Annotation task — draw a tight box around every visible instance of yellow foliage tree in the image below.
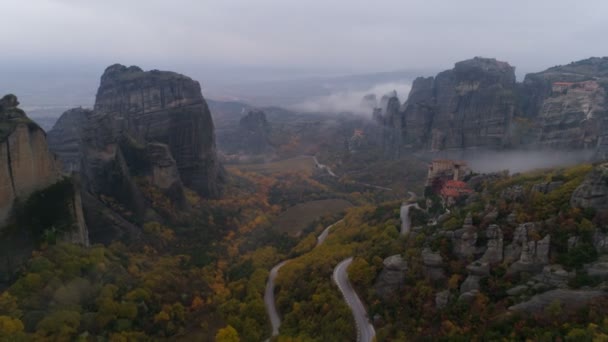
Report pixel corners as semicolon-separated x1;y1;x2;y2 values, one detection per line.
215;325;240;342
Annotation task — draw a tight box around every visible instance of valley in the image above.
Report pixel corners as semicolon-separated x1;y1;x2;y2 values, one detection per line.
3;55;608;342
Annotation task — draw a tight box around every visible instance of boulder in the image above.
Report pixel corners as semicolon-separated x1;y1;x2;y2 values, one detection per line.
435;290;450;309
374;255;408;300
506;285;528;296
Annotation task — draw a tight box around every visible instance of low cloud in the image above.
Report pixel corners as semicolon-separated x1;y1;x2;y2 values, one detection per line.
290;81;411;115
465;150;596;174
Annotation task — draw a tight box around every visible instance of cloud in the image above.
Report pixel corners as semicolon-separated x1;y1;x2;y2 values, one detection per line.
290;82;411;115
465;150;596;174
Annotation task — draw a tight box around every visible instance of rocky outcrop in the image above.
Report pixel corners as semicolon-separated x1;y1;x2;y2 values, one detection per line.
509;230;551;274
571;163;608;210
451;213;478;259
47;65;223;243
421;248;445;281
373;91;403;158
238;109;272;154
93;64;222;198
521;57;608;153
0;95;61;226
393;57;517;151
374;254;408;300
480;224;503;263
0;95;89;280
47;107;92;172
374;56;608;156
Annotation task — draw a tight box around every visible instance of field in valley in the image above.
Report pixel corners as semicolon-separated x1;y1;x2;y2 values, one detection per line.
274;198;352;235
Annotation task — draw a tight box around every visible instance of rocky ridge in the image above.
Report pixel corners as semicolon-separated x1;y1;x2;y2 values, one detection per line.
373;56;608;158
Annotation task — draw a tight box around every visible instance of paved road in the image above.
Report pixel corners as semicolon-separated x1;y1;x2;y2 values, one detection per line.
265;219;342;339
317;219;342;246
333;257;376;342
265;260;289;337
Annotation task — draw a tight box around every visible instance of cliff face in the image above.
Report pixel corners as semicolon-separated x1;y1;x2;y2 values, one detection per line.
521;58;608;152
0;95;89;279
93;64;221;198
48;64;222;243
375;56;608;157
397;57;517;151
0;95;61;226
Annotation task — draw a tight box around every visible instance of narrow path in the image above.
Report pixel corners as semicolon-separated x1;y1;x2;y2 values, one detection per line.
333;257;376;342
264;219;341;339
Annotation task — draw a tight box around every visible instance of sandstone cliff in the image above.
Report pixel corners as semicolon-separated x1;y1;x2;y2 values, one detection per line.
0;94;61;226
0;95;89;279
395;57;517;151
375;56;608;157
48;64;222;243
521;58;608;153
92;64;222;198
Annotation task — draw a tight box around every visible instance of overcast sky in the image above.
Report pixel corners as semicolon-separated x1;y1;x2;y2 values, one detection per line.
2;0;608;81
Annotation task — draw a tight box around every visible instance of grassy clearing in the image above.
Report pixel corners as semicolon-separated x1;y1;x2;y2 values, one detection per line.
274;199;352;235
226;156;316;176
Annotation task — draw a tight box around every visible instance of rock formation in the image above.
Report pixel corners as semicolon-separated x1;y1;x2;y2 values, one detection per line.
421;248;445;281
92;64;222;198
0;94;61;226
381;57;516;152
46;107;92;172
0;95;89;280
47;64;223;243
374;254;408;300
374;56;608;157
373;91;403;158
571;163;608;210
238;109;272;154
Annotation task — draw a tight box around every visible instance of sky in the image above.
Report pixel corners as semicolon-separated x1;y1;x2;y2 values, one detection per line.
2;0;608;79
2;0;608;111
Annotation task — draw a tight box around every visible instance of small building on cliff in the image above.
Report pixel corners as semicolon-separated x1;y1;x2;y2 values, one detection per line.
426;159;473;205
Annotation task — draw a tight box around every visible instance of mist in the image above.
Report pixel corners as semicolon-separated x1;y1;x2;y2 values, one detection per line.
290;82;411;115
463;150;596;174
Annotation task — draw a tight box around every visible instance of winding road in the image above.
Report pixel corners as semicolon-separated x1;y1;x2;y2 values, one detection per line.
265;260;289;337
333;257;376;342
264;184;414;340
264;219;341;339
